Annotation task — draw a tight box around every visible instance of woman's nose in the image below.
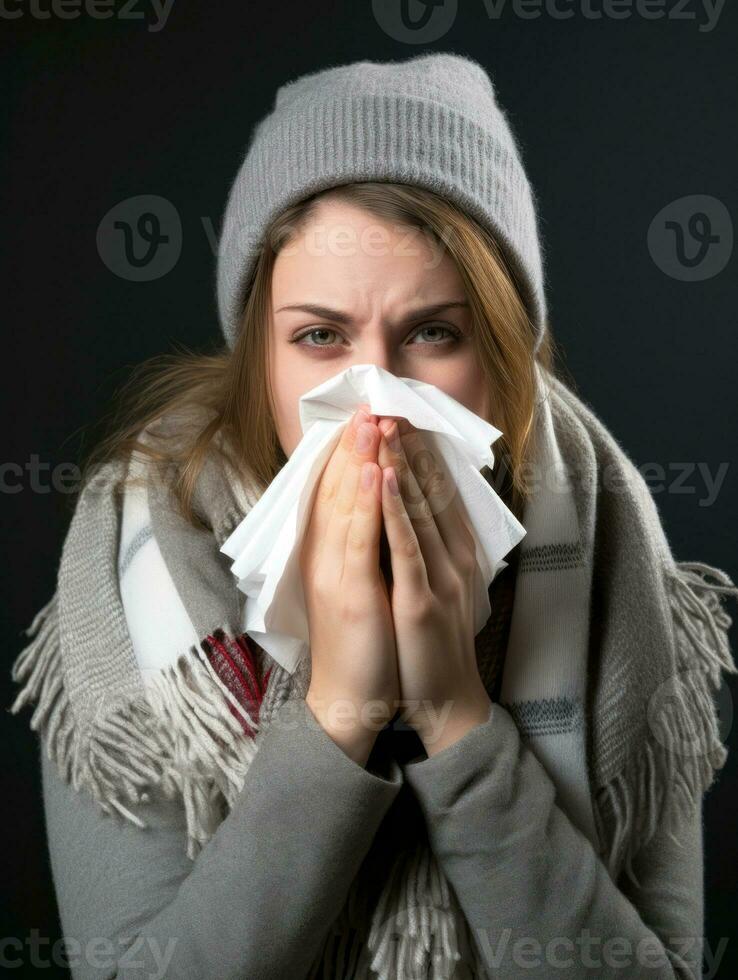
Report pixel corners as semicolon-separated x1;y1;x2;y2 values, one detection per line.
350;339;395;374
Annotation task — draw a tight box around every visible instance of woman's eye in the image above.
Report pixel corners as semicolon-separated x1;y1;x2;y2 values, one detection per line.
409;324;461;344
291;323;462;351
294;328;341;348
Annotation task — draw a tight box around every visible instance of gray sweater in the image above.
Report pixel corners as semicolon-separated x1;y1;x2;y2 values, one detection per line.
39;696;705;979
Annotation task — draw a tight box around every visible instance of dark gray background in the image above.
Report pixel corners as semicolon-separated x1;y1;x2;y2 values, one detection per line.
3;1;737;975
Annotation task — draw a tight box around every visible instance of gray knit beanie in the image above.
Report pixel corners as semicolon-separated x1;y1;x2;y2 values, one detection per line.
215;52;548;353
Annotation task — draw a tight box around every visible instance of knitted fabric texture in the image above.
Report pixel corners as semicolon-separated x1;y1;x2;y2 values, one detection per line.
215;52;548;352
9;368;738;978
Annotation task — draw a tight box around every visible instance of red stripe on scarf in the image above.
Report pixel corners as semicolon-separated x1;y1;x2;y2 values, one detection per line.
200;630;273;738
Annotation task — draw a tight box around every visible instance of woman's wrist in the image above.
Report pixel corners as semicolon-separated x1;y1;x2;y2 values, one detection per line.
324;725;376;767
417;691;493;758
305;689;380;767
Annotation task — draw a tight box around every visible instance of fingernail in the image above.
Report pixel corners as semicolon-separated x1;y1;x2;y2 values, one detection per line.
354;408;369;429
387;423;402;454
386;467;400;495
355;423;374;452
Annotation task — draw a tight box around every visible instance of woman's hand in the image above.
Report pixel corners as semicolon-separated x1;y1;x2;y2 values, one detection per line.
300;405;401;765
376;418;492;757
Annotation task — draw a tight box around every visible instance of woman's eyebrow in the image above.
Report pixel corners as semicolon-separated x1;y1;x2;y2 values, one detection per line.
273;300;470;325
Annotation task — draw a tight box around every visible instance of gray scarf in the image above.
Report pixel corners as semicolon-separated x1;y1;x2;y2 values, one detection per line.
10;370;737;979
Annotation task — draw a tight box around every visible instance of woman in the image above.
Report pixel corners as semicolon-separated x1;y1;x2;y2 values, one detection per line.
10;53;737;980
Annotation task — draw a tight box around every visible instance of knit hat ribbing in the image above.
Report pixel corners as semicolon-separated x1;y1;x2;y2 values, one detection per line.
216;52;548;352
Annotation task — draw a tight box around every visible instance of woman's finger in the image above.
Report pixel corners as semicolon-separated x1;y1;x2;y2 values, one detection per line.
394;423;477;568
377;421;449;590
344;459;384;586
320;418;380;579
380;464;429;597
307;403;373;553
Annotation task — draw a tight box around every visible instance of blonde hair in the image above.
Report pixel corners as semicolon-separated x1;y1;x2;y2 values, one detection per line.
79;181;566;527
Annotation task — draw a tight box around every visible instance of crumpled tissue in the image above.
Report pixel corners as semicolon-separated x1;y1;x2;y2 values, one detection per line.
220;363;526;675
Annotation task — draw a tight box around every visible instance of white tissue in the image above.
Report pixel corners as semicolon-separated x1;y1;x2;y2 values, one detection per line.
220;364;526;675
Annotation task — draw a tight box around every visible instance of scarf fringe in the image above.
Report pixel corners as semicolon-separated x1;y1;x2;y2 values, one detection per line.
142;652;261;859
309;835;469;980
9;591;272;861
594;559;738;888
10;591;166;827
366;841;462;980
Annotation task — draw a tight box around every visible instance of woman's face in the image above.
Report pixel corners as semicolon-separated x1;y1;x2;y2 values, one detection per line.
268;197;490;457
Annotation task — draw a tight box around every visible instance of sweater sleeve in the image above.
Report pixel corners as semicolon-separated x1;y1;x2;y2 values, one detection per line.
402;702;705;980
40;698;403;980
